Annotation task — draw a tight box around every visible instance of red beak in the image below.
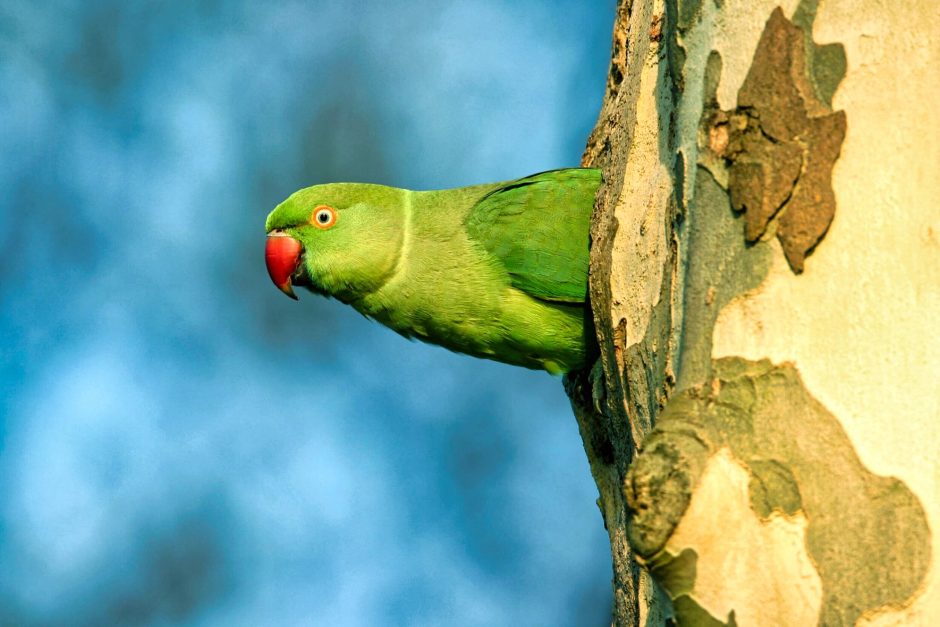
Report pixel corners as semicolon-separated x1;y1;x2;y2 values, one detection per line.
265;232;303;300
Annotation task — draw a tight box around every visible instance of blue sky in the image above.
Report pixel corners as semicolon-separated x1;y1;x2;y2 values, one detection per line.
0;1;615;624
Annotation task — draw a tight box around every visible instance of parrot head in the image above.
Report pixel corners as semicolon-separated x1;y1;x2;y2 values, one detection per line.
264;183;406;303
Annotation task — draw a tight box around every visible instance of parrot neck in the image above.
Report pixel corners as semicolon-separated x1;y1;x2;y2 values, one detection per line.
322;186;413;306
347;183;502;337
323;186;413;309
382;187;414;294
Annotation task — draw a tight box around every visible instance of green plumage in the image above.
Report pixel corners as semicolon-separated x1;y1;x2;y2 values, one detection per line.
265;168;601;373
465;169;597;303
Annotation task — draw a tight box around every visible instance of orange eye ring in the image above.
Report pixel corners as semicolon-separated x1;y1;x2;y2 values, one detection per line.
310;205;337;229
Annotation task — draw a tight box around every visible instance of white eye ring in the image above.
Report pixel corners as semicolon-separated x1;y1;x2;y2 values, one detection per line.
311;205;337;229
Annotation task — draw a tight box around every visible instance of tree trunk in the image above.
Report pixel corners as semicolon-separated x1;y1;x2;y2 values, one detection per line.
567;1;939;625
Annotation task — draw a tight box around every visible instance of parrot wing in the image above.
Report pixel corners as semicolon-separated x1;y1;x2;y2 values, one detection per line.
465;168;600;303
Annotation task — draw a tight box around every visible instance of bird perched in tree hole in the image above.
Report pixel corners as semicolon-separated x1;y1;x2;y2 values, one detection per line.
264;168;600;374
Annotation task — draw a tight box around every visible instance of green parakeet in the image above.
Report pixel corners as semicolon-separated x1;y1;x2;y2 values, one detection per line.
264;168;600;374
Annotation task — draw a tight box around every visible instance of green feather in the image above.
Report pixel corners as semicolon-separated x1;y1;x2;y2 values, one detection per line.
465;168;600;303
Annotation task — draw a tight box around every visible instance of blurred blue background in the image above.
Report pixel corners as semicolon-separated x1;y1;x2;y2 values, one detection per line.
0;1;614;624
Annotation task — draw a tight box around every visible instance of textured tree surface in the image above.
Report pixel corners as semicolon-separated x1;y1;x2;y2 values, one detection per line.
568;1;939;624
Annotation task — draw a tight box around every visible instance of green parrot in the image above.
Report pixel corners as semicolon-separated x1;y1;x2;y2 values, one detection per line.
264;168;600;374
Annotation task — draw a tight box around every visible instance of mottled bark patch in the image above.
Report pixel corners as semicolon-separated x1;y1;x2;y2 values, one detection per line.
671;596;736;627
624;358;930;625
648;548;738;626
675;166;770;392
709;7;847;273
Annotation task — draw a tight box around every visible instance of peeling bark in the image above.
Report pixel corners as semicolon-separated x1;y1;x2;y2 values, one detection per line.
715;8;847;273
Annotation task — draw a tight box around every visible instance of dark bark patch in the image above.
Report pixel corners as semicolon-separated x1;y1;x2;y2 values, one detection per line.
675;167;771;392
671;596;737;627
647;547;698;597
716;8;847;273
792;0;848;107
747;459;802;519
676;0;705;33
624;390;716;559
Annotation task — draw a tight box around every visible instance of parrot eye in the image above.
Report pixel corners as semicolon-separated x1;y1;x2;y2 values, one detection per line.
311;205;337;229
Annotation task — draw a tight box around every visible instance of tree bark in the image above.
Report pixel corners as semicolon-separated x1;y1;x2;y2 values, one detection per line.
568;1;939;625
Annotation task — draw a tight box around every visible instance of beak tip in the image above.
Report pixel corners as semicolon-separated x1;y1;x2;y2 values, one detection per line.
266;232;304;301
